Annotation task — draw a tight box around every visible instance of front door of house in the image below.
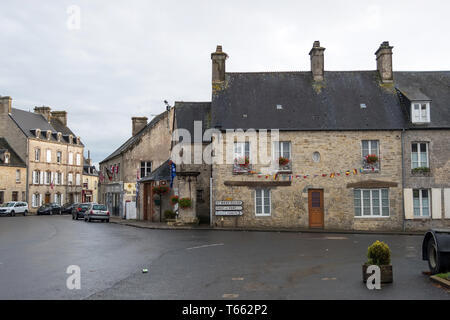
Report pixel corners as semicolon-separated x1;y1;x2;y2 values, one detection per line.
45;193;51;204
308;189;324;228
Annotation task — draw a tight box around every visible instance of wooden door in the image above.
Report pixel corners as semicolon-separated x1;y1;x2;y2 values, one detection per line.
143;183;153;221
45;193;51;204
308;189;324;228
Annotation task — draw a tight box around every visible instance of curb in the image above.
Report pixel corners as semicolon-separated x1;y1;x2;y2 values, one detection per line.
109;220;424;236
430;275;450;289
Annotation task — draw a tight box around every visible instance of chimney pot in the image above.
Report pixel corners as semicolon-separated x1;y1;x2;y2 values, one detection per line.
375;41;394;83
132;116;148;136
34;106;52;122
309;41;325;82
51;111;68;126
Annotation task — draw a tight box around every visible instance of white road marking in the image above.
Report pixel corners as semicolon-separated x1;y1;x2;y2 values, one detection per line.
325;236;348;240
222;293;239;299
186;243;224;250
321;277;337;281
232;277;244;281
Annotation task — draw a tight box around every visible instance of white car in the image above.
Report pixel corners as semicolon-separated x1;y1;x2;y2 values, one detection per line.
0;201;29;216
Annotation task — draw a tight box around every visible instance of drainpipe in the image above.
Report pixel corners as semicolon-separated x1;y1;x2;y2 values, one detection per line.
401;129;406;232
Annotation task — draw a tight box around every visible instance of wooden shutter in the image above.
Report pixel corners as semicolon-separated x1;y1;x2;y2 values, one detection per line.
431;188;442;219
404;189;414;220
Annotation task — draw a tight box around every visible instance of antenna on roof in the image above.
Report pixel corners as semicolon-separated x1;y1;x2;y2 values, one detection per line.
164;100;171;111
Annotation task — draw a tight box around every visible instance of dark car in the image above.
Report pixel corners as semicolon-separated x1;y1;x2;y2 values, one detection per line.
61;203;76;215
37;203;62;215
72;203;95;220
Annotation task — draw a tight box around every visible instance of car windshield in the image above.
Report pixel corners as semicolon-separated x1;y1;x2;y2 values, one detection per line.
1;203;15;207
93;205;107;211
80;204;90;209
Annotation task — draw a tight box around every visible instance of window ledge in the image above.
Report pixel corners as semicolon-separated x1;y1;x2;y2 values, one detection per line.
255;214;271;217
354;216;390;219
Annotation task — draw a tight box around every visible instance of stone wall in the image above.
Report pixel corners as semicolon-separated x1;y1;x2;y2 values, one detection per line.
212;130;403;231
402;129;450;231
0;166;27;203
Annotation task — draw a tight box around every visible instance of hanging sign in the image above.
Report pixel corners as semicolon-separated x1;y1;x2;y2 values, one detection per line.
215;200;243;206
215;205;243;211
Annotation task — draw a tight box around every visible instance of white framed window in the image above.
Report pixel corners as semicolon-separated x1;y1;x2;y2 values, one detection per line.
361;140;379;158
45;171;51;185
56;151;62;164
33;170;40;184
76;153;81;166
32;193;41;208
35;148;40;162
16;170;20;183
68;152;73;165
255;188;271;216
76;173;81;186
56;172;61;185
54;193;61;205
140;161;152;178
273;141;291;170
411;102;430;123
46;149;51;163
234;142;250;162
413;189;430;217
68;173;73;185
411;142;429;168
354;189;389;217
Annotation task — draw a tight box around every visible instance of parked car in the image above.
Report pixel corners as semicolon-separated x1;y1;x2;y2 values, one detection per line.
61;203;77;215
84;203;110;222
0;202;28;216
72;203;95;220
37;203;61;215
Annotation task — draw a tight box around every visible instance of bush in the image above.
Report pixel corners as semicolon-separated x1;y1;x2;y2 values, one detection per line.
178;197;192;208
170;195;179;205
164;210;176;219
367;240;391;266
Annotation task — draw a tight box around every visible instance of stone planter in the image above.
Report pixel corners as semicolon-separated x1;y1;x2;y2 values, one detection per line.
362;264;393;283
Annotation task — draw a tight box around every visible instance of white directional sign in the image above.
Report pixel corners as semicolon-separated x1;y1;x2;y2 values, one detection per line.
215;206;243;211
215;211;243;216
215;200;243;206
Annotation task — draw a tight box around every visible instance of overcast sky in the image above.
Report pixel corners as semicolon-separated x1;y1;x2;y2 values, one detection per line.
1;0;449;165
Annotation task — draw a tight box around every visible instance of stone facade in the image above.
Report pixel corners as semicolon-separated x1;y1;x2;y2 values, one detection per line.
212;130;404;231
101;109;174;218
0;164;26;204
402;129;450;231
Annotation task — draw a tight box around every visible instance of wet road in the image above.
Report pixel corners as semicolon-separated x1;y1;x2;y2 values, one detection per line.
0;215;448;299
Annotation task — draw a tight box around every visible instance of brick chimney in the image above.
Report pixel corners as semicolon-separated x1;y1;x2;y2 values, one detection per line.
375;41;394;83
132;117;148;136
34;106;51;122
211;45;228;83
51;111;67;126
309;41;325;82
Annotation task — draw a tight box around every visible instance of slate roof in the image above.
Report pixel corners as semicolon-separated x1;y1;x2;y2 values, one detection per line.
0;137;26;167
9;108;83;145
174;102;211;142
211;70;449;131
139;159;171;182
101;110;168;164
394;71;450;129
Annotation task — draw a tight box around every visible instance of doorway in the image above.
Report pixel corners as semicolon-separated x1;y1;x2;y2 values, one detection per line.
308;189;324;228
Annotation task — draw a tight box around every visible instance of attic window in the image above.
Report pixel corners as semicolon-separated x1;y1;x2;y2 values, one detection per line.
46;130;52;140
411;102;430;123
276;104;283;110
360;103;367;109
35;129;41;139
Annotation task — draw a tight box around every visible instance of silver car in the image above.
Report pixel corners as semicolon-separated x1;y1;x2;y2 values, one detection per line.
0;202;29;216
84;203;110;222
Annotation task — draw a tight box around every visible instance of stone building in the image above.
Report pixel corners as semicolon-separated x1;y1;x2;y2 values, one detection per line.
82;151;99;203
395;73;450;231
0;137;27;204
209;42;408;231
99;108;174;218
0;97;84;211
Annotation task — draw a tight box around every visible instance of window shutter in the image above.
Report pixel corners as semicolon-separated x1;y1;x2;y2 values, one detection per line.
61;173;64;185
404;189;414;220
40;172;44;185
61;193;64;205
39;194;42;206
431;188;442;219
32;171;36;184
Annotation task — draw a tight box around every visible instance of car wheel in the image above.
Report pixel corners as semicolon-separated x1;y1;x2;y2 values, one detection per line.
106;219;109;223
24;210;27;216
428;240;441;274
10;211;15;217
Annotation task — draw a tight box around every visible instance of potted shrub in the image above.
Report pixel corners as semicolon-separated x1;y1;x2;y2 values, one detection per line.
235;156;250;168
178;197;192;209
278;156;290;166
362;240;393;283
411;166;430;174
170;195;179;205
365;154;379;164
164;209;176;220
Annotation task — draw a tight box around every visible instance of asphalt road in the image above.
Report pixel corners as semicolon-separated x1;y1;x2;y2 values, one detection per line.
0;215;448;299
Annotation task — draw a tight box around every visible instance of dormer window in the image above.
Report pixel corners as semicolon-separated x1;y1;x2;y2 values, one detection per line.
69;135;73;144
4;152;10;164
46;130;52;140
57;132;62;142
35;129;41;139
411;102;430;123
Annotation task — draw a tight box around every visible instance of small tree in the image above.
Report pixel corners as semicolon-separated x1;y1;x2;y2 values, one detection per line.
367;240;391;266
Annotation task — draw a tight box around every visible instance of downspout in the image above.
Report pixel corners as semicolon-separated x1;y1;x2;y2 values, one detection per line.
401;128;406;232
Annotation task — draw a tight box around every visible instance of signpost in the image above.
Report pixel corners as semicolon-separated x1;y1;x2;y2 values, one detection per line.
215;201;243;216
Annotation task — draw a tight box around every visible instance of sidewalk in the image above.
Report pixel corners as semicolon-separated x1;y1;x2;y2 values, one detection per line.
109;216;425;235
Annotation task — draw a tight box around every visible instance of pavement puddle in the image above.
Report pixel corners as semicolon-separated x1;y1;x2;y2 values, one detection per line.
186;243;224;250
222;293;239;299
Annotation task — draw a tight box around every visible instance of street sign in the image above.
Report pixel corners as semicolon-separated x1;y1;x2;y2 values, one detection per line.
215;206;243;211
215;211;243;216
215;200;243;206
